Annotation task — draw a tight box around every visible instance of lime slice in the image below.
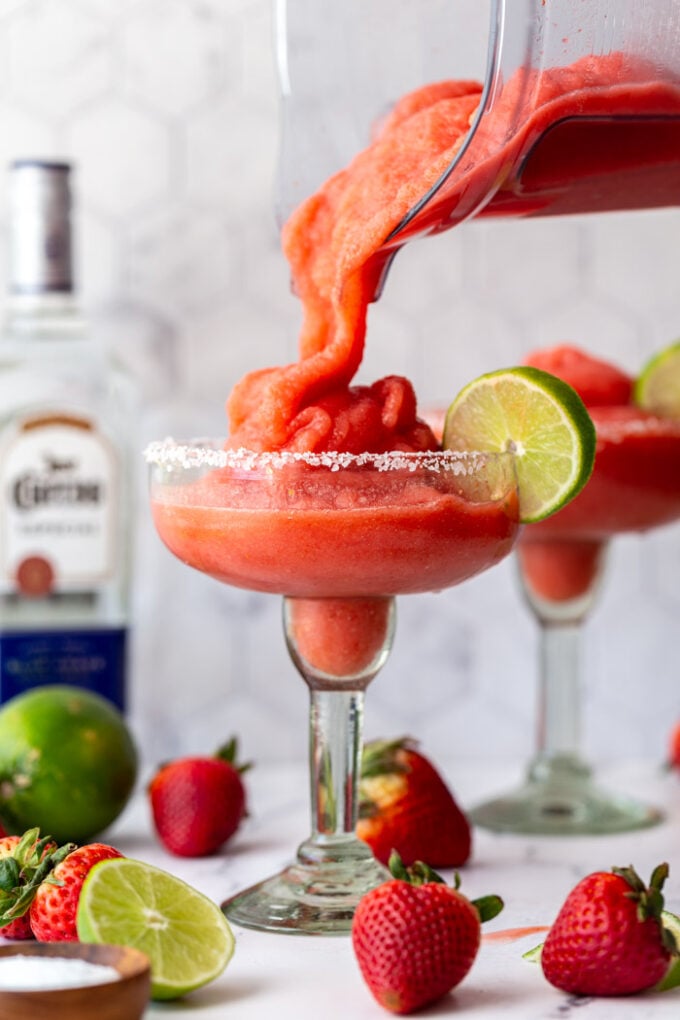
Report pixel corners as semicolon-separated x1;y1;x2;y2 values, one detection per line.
442;366;596;524
522;942;543;963
656;910;680;992
76;858;235;1001
634;340;680;417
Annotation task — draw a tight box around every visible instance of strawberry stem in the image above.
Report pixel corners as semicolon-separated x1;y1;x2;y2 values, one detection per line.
360;737;414;778
387;850;445;884
612;862;678;955
215;736;252;775
387;851;504;923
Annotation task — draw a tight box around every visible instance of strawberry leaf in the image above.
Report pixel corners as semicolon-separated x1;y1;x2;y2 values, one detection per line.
215;736;252;775
614;862;671;928
387;850;411;882
387;851;445;886
472;894;504;924
0;835;76;924
0;858;20;892
650;863;670;892
360;737;413;779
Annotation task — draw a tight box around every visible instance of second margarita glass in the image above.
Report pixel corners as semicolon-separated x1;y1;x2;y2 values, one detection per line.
471;400;680;835
146;440;519;935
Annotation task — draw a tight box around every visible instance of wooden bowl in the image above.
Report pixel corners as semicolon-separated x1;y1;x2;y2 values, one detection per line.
0;943;151;1020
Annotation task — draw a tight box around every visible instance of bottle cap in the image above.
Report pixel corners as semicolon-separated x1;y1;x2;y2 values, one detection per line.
8;160;73;294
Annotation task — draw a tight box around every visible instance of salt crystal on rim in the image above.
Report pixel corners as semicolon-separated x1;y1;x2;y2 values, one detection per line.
143;440;503;476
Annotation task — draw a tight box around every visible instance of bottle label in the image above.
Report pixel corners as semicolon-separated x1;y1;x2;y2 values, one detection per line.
0;415;118;594
0;627;127;710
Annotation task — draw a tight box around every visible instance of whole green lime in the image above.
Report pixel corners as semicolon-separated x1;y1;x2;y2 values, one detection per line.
0;686;138;844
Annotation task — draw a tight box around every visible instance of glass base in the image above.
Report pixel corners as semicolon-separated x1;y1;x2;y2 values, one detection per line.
470;760;663;835
222;843;389;935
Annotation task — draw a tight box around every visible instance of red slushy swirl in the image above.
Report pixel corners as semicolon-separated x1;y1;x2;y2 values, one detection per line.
226;54;680;456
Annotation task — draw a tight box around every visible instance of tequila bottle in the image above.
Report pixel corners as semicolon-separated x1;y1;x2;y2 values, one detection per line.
0;160;136;710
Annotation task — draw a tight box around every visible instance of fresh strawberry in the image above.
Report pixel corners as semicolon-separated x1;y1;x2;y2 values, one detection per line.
541;863;677;996
352;852;503;1014
668;721;680;769
149;737;249;857
29;842;124;942
357;738;471;867
0;829;56;940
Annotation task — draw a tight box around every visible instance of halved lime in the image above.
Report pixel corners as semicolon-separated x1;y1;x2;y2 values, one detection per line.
442;366;596;523
76;858;235;1001
634;340;680;417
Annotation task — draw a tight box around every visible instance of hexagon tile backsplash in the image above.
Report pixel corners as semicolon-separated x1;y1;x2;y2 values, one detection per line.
0;0;679;776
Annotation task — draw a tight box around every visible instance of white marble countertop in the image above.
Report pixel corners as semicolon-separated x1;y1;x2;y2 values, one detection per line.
14;759;680;1018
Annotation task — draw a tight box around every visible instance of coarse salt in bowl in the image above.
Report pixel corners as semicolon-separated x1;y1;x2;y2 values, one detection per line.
0;954;121;990
0;943;150;1020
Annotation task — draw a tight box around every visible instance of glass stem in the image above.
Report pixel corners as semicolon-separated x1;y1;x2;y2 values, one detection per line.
529;619;590;782
310;688;363;842
284;594;395;870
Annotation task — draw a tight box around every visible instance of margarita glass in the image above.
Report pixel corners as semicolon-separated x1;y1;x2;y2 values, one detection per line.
146;439;519;934
471;403;680;835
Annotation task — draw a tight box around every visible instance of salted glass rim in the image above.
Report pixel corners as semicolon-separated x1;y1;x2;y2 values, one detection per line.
144;438;515;475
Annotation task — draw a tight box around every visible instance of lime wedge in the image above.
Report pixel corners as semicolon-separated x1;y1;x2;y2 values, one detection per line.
656;910;680;992
522;942;543;963
76;858;235;1001
442;366;596;524
634;340;680;417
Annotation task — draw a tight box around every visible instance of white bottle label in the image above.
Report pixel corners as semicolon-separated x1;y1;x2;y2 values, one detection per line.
0;415;117;594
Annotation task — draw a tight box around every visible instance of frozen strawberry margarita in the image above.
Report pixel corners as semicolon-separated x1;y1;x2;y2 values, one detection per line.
153;51;680;612
518;346;680;603
153;56;680;672
225;54;680;458
147;50;680;916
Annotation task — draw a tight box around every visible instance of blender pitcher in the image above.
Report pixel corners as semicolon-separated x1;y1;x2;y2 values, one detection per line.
275;0;680;264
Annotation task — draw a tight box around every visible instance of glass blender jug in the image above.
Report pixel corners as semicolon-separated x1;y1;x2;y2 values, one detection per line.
276;0;680;271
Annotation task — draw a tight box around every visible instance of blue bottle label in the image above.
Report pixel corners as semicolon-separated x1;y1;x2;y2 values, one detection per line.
0;627;127;711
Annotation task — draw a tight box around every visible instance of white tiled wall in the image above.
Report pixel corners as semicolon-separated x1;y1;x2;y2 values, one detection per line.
1;0;679;775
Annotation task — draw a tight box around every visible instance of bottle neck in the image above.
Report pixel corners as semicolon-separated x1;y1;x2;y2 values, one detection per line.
3;162;86;341
1;293;86;352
